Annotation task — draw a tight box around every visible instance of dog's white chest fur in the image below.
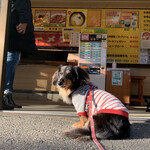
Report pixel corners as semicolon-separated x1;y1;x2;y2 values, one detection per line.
59;88;72;104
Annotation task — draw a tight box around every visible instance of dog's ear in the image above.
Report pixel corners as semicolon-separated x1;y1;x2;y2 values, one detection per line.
52;70;59;86
58;65;63;72
74;66;90;82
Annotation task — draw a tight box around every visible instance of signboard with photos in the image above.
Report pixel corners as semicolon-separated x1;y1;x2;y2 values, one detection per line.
32;8;150;64
105;10;139;28
32;8;67;31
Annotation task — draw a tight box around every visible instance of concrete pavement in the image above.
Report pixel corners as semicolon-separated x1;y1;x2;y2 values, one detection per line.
2;103;150;121
0;102;150;150
0;111;150;150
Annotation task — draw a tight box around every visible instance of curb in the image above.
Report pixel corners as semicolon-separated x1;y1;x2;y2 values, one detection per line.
1;110;150;122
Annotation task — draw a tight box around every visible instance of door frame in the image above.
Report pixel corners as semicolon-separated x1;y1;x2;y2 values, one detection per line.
0;0;11;109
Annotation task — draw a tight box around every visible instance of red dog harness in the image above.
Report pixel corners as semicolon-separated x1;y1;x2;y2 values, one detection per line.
85;84;129;150
72;83;129;150
88;90;104;150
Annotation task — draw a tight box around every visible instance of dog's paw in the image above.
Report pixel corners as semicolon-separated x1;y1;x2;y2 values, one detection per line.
72;122;85;128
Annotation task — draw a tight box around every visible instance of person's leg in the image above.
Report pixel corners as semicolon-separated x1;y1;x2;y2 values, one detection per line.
4;51;20;93
3;51;22;109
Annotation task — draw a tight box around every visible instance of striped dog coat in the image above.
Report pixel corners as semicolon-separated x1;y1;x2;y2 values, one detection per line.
72;84;129;118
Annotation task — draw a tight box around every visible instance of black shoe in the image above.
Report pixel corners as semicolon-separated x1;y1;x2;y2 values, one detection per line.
4;93;22;108
3;104;14;110
3;95;14;110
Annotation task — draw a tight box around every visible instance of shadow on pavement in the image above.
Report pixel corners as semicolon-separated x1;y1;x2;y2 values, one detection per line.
129;121;150;139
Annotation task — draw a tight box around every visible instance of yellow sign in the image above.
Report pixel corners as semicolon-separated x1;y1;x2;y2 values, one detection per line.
107;29;140;64
104;9;140;64
44;27;60;32
141;10;150;32
81;28;95;33
32;8;150;64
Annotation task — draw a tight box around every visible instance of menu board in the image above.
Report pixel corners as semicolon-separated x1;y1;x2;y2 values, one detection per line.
80;42;101;63
105;10;139;28
32;8;150;64
107;29;140;64
141;10;150;32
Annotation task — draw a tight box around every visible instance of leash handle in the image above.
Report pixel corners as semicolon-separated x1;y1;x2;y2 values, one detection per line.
89;91;105;150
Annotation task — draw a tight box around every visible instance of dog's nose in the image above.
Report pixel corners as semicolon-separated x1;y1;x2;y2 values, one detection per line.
58;79;64;86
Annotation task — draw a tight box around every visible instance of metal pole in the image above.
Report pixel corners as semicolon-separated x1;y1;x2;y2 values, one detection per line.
0;0;12;110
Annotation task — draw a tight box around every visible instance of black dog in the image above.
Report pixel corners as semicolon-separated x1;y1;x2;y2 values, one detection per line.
52;65;131;139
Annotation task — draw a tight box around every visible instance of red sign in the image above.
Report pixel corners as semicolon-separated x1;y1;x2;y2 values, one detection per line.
34;32;70;47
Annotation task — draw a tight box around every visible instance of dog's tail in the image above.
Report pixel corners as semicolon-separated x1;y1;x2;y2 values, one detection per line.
64;128;90;139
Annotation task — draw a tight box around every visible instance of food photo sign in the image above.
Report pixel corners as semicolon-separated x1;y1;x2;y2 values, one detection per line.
33;8;67;31
50;10;66;27
34;10;51;27
67;9;87;27
105;10;139;28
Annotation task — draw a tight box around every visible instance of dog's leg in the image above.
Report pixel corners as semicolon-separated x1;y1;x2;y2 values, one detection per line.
72;116;88;128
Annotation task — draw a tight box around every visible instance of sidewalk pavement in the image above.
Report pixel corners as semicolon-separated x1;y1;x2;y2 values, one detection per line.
2;102;150;121
0;102;150;150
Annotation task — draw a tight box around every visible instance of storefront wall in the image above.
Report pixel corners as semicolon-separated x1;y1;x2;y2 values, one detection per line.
31;0;150;9
13;0;150;101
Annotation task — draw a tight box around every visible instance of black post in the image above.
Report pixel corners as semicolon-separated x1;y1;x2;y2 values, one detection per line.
0;0;12;110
